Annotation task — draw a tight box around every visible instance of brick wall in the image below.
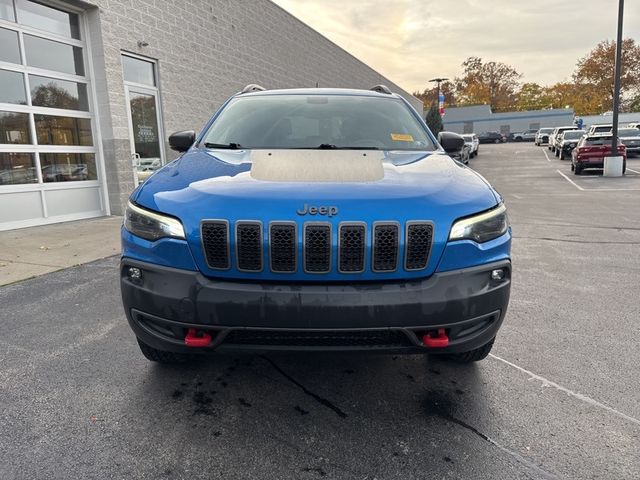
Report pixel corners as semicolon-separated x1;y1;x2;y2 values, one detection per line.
81;0;421;214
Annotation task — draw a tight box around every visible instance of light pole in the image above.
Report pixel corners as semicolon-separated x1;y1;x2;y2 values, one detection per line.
429;77;448;106
604;0;624;176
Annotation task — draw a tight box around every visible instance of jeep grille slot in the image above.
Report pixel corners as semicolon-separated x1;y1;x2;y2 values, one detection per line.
339;223;365;272
201;221;229;269
405;223;433;270
236;222;263;272
373;223;399;271
304;224;331;273
270;223;296;272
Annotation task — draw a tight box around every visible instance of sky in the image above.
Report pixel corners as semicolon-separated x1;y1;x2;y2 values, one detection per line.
271;0;640;94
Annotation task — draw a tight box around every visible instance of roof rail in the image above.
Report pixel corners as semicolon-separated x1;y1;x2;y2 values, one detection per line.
240;84;266;94
370;84;392;94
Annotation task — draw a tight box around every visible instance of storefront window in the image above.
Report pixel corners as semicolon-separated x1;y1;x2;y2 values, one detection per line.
0;152;37;185
0;28;21;64
0;0;15;22
40;152;96;182
16;0;80;39
24;35;84;76
34;114;92;146
0;70;27;105
30;75;89;111
0;111;31;144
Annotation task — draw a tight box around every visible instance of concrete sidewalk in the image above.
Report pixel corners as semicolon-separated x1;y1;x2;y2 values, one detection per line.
0;216;122;286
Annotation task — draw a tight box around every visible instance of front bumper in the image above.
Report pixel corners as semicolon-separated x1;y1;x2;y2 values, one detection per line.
121;258;511;354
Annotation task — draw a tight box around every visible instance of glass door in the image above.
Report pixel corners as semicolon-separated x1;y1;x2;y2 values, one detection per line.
122;53;164;186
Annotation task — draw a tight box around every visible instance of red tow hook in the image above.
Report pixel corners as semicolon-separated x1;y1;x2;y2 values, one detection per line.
422;328;449;348
184;328;212;347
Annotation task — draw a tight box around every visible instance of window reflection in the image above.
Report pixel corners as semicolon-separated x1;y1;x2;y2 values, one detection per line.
34;114;92;146
0;0;15;22
16;0;80;39
0;69;27;105
0;152;37;185
0;111;31;144
122;55;155;86
30;75;89;111
40;153;96;182
24;35;84;76
0;28;21;64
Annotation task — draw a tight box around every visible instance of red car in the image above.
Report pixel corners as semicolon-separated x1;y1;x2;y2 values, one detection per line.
571;134;626;175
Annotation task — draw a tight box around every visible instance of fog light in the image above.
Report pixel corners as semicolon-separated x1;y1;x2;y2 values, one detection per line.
128;267;142;280
491;269;505;281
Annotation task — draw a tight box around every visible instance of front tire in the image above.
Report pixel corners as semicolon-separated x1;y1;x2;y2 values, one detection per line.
441;339;495;363
559;150;564;160
137;338;194;364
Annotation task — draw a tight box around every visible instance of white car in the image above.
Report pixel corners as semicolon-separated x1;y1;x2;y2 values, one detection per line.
619;127;640;156
535;128;555;145
462;134;479;157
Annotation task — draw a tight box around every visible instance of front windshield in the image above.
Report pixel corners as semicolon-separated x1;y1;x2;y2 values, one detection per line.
202;94;435;151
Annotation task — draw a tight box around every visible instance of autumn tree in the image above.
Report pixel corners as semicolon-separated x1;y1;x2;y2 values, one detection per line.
573;38;640;111
515;83;552;111
413;80;456;110
454;57;522;112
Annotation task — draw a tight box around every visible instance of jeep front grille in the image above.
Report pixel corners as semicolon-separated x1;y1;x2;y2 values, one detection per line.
304;223;331;273
373;223;399;272
200;220;433;276
236;222;262;272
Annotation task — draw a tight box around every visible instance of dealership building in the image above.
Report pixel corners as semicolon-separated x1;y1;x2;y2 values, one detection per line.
0;0;421;231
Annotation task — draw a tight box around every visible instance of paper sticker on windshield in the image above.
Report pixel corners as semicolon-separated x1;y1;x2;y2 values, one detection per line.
391;133;414;142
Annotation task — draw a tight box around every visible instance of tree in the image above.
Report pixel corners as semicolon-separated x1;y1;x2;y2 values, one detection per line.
515;83;553;111
454;57;522;112
413;80;456;110
425;104;443;135
573;38;640;112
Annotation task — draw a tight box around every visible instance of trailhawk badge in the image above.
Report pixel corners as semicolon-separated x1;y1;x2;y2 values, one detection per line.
296;204;339;217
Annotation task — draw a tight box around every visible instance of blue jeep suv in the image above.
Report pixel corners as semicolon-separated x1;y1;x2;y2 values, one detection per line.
121;85;511;364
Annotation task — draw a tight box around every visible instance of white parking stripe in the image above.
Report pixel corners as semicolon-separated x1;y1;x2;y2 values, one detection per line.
490;354;640;427
556;170;585;190
627;167;640;174
542;150;552;162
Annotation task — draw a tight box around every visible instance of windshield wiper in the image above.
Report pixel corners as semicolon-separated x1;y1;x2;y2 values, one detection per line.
313;144;380;150
204;142;242;149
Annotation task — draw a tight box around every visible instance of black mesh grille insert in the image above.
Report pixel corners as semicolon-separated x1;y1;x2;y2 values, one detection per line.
373;224;399;271
405;223;433;270
270;223;296;272
223;329;412;347
236;223;262;271
339;224;365;272
201;221;229;269
304;224;331;273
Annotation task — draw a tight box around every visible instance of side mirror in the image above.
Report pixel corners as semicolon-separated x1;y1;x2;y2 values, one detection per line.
438;131;465;154
168;130;196;152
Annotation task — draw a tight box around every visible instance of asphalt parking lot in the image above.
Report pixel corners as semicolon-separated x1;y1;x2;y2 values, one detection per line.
1;143;639;480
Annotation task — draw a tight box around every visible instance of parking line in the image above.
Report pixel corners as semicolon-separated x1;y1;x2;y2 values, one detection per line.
627;167;640;174
542;150;552;162
490;354;640;427
556;170;585;190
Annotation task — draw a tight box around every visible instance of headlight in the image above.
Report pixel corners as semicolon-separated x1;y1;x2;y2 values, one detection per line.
570;143;576;147
449;204;509;243
124;201;185;241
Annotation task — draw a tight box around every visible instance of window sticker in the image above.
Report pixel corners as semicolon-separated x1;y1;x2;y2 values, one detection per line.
391;133;414;142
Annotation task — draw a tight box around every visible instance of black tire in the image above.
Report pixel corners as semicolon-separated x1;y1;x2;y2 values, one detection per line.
475;149;479;156
574;165;582;175
137;338;194;364
559;150;564;160
570;162;575;171
442;339;495;363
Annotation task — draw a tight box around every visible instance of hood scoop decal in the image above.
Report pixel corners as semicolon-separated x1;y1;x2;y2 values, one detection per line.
250;150;385;183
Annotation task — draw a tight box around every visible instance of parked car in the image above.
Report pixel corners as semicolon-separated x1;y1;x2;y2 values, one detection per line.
442;133;471;165
571;134;626;175
549;126;579;152
586;124;613;136
478;131;505;144
627;122;640;131
535;127;555;145
555;130;586;160
510;129;538;142
618;128;640;156
121;85;512;364
462;133;479;157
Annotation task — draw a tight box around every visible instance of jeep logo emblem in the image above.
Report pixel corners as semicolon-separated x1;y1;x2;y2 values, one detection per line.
296;204;339;217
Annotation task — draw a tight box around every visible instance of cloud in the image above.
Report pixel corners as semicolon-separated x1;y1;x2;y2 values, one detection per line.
272;0;640;92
